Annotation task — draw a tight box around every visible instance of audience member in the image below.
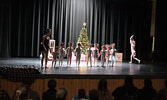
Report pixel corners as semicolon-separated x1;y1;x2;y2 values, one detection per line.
42;79;57;100
112;76;139;100
158;80;167;100
0;81;11;100
89;89;99;100
138;78;157;100
13;78;40;100
56;87;68;100
74;89;89;100
97;79;112;100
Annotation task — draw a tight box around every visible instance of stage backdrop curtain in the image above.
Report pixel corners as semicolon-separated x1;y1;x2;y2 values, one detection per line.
0;0;152;61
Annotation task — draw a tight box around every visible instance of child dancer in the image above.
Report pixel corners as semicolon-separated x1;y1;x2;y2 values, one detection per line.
105;45;111;67
111;43;117;67
129;35;140;64
100;45;106;67
92;43;100;66
86;44;93;67
66;42;74;66
59;43;65;67
75;42;84;67
52;46;59;68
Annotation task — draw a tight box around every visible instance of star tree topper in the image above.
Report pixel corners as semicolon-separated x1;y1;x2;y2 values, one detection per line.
83;22;87;26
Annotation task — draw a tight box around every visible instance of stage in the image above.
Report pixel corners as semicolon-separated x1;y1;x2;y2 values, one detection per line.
0;58;167;78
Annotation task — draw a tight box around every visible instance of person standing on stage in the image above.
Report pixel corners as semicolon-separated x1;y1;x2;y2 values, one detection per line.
59;43;65;67
105;45;111;67
86;44;93;67
41;29;51;69
100;45;106;67
75;42;84;67
52;46;59;68
66;42;74;67
93;43;100;66
129;35;140;64
111;43;117;67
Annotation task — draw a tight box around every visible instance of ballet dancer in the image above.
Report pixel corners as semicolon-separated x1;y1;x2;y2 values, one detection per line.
41;29;51;69
52;46;59;68
100;45;106;67
75;42;84;67
105;44;111;67
59;43;65;67
111;43;117;67
129;35;140;64
92;43;100;66
66;42;74;66
86;44;93;67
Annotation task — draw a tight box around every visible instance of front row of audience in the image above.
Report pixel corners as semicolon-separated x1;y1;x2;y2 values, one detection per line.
1;76;167;100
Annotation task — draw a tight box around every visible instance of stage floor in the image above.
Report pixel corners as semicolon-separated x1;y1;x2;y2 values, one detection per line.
0;58;167;78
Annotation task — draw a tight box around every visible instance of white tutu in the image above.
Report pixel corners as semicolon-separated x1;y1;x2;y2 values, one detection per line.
111;55;117;61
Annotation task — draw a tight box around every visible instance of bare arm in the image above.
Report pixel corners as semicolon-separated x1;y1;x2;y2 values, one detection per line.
65;47;68;54
42;36;46;51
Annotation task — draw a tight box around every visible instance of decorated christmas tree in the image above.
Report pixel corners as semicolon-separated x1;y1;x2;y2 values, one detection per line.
77;22;90;53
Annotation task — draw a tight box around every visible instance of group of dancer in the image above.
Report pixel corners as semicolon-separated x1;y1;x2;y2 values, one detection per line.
49;42;117;68
41;29;140;69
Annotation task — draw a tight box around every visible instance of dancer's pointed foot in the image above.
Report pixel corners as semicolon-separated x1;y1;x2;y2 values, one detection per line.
129;61;132;64
138;60;141;64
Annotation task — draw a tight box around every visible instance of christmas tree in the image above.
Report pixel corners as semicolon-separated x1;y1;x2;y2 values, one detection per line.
77;22;90;53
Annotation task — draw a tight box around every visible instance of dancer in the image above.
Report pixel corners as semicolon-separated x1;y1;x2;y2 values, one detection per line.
75;42;84;67
59;43;65;67
111;43;117;67
105;44;111;67
86;44;93;67
129;35;140;64
92;43;100;66
41;29;51;69
100;45;106;67
66;42;74;66
52;46;59;68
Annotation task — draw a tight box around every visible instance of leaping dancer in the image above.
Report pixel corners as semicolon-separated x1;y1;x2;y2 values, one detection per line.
129;35;140;64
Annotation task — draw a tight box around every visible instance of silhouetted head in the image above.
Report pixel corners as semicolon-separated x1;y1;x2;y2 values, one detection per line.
98;79;107;91
144;78;152;88
124;76;133;86
22;78;33;88
48;79;57;89
46;28;51;36
89;89;99;100
78;89;86;99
